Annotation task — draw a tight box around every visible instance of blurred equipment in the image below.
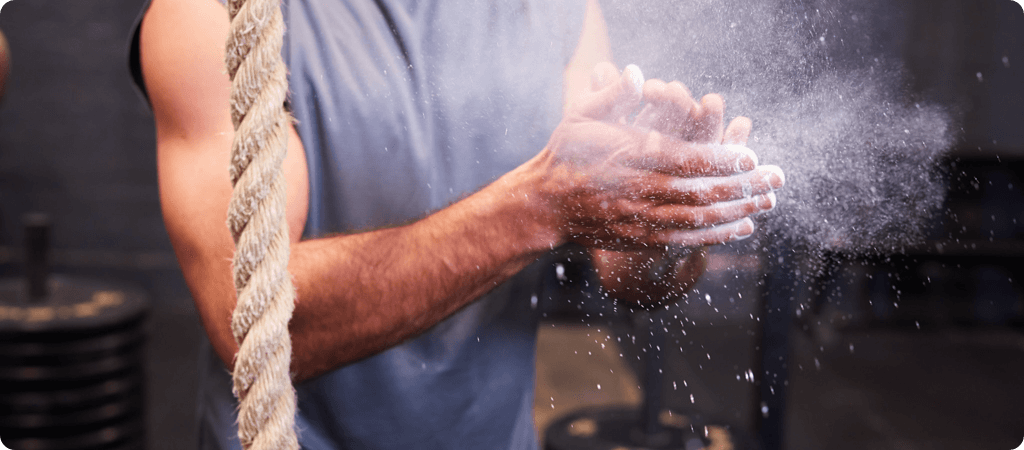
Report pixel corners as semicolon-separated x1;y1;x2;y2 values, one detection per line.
545;309;752;450
0;213;149;450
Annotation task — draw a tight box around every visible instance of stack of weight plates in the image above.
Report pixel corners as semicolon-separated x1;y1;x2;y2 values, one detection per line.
0;275;148;450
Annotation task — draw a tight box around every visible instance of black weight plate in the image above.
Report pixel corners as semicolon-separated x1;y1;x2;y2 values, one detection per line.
0;374;140;413
0;339;142;368
0;392;141;429
0;325;143;359
1;418;142;450
0;314;144;346
0;275;148;334
0;352;140;383
0;367;142;395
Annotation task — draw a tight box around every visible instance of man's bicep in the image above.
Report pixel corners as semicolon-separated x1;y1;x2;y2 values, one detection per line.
139;0;242;284
140;0;308;250
139;0;309;360
140;0;236;141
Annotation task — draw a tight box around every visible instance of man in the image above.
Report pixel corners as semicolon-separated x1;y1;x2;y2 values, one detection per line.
132;0;784;447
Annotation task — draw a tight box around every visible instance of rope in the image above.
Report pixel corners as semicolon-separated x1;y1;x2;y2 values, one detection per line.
224;0;299;447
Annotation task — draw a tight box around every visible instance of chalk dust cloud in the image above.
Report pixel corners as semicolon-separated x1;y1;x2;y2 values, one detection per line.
603;0;956;253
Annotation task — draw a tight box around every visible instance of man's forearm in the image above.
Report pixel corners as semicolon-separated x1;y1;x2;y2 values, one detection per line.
231;159;559;382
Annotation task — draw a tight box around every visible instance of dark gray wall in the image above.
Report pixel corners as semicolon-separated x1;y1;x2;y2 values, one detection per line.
901;0;1024;151
0;0;166;252
0;2;202;449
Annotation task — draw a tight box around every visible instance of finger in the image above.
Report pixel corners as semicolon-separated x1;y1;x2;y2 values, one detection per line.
632;102;660;130
655;218;755;247
723;116;752;145
641;79;695;106
630;165;785;205
636;80;698;137
632;79;667;129
665;80;693;101
639;192;776;229
627;131;757;176
590;61;620;92
691;94;725;143
574;64;645;121
670;165;785;204
665;82;698;138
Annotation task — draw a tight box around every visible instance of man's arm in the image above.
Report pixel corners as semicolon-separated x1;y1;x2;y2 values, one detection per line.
142;0;768;382
142;0;573;382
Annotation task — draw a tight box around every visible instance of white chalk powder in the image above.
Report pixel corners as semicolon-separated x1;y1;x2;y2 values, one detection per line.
605;0;954;253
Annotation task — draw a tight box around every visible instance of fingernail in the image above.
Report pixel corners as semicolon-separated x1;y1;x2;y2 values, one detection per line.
763;165;785;189
756;192;777;211
731;218;755;240
723;144;758;172
623;64;644;96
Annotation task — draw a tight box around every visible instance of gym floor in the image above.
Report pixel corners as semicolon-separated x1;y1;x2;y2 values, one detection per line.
534;322;1024;450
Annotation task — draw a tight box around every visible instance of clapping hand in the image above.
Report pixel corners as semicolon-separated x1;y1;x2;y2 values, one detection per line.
548;62;784;306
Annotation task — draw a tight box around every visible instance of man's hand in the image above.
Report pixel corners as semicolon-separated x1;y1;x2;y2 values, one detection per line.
532;63;782;249
552;62;785;306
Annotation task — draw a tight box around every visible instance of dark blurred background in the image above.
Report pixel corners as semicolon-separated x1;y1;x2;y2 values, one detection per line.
0;1;200;449
0;0;1020;449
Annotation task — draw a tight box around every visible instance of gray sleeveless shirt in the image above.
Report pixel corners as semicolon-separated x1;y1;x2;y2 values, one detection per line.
132;0;585;448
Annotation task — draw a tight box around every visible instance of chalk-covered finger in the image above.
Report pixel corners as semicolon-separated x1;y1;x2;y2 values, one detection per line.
635;80;698;135
575;64;644;121
623;165;782;205
656;218;756;247
630;132;758;176
640;80;695;111
692;94;725;143
723;116;752;145
632;79;668;130
640;192;776;229
653;165;785;205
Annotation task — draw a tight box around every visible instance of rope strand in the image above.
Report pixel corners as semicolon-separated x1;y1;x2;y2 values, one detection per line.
224;0;299;447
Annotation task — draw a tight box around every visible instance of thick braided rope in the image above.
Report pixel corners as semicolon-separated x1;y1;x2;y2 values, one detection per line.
224;0;299;448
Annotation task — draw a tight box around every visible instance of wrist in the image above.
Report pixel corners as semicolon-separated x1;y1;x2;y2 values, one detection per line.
490;148;568;253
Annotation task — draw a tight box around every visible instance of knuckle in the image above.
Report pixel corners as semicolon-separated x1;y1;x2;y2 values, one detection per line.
745;198;761;214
